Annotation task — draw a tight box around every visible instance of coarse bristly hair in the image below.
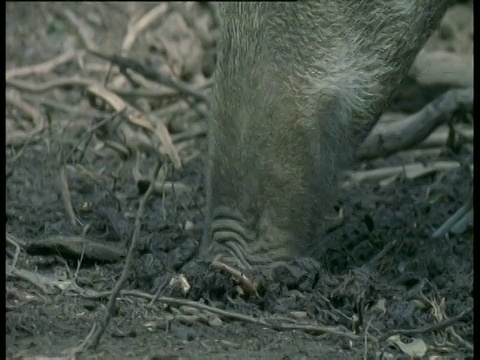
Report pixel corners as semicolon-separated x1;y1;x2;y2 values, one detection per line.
202;1;451;269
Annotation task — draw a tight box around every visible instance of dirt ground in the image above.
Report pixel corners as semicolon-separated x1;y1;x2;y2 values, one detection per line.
6;2;473;359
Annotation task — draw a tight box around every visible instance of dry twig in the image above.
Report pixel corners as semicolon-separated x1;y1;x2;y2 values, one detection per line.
6;49;76;79
67;160;163;354
121;4;169;54
358;88;473;161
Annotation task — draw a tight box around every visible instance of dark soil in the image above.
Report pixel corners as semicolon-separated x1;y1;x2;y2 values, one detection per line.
6;3;473;359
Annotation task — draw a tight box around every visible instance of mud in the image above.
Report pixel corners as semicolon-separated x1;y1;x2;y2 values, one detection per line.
6;2;473;359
